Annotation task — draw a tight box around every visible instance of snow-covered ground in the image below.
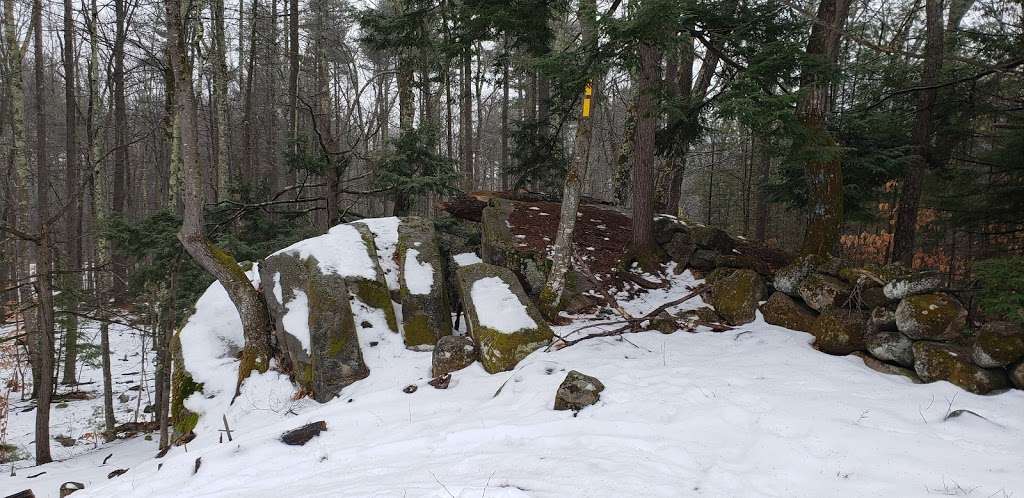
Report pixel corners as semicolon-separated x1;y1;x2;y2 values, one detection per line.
3;269;1024;497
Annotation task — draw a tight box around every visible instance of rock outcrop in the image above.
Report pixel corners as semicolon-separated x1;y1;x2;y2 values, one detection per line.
396;217;452;349
455;263;554;373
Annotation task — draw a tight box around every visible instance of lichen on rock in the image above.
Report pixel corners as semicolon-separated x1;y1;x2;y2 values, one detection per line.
912;342;1009;395
811;309;867;355
971;321;1024;368
703;268;765;326
895;293;967;341
760;292;818;333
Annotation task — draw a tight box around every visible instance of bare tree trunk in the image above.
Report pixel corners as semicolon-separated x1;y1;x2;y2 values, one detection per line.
630;42;661;266
890;0;944;266
795;0;851;256
214;0;232;201
32;0;54;464
100;321;115;434
540;0;598;319
754;136;771;241
460;46;474;190
500;46;510;190
165;0;275;393
60;0;82;386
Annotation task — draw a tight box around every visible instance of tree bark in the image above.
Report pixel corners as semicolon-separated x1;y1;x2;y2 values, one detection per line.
100;321;115;434
754;136;771;241
32;0;54;464
61;0;82;385
889;0;945;266
165;0;275;393
214;0;232;201
629;42;661;265
795;0;852;256
460;46;474;190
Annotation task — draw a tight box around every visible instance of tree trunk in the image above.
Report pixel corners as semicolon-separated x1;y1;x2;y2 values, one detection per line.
754;135;771;241
629;42;661;266
100;321;115;434
214;0;232;201
61;0;81;385
889;0;944;266
32;0;54;464
460;46;473;190
165;0;274;393
540;0;598;319
795;0;851;256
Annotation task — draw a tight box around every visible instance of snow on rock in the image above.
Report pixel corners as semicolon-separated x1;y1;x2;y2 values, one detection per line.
357;216;401;291
471;276;537;333
403;249;434;295
271;223;377;280
281;288;311;353
453;251;483;267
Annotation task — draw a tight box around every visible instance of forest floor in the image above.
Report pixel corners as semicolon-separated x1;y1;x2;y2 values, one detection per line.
3;267;1024;497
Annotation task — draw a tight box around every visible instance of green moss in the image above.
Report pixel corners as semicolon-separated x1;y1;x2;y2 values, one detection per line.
403;314;434;348
705;269;763;325
473;323;553;373
206;241;249;282
897;293;966;340
913;342;1009;394
355;280;398;332
171;332;203;439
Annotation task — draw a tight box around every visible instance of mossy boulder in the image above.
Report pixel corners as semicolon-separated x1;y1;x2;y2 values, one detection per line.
895;293;967;341
397;216;452;350
689;224;737;253
759;292;818;333
170;331;201;440
773;255;843;296
688;249;720;271
882;271;943;300
864;330;915;367
703;268;765;326
662;230;696;272
912;342;1010;394
797;273;852;312
553;370;605;411
349;223;400;332
870;306;898;331
431;336;477;377
971;321;1024;368
811;309;867;355
455;263;553;373
851;352;922;383
261;250;369;402
480;198;547;296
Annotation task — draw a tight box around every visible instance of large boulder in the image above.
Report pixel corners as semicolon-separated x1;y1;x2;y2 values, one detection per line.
689;224;737;253
662;230;696;272
455;263;554;373
797;273;852;312
895;293;967;341
431;336;478;377
553;370;605;411
703;268;765;326
396;217;452;349
883;271;943;300
971;321;1024;368
864;330;915;368
261;224;391;401
912;342;1010;395
759;292;818;333
811;309;867;355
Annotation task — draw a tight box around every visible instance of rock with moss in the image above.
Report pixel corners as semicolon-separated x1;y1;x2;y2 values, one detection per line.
662;230;696;272
812;309;868;355
883;271;943;300
773;255;843;296
431;336;477;377
480;198;548;296
688;249;720;271
912;342;1010;394
261;225;382;401
703;268;764;326
396;216;453;350
895;293;967;341
455;263;554;373
851;352;922;383
170;331;201;440
759;292;818;333
348;223;400;332
1010;362;1024;390
870;306;898;331
798;273;852;312
971;321;1024;368
864;329;915;367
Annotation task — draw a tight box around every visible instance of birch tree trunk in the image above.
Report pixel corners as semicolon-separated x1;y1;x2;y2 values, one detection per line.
539;0;598;319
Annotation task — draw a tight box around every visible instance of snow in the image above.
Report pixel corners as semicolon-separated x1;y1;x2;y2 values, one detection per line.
282;288;311;353
6;267;1024;498
271;223;377;280
453;252;483;267
272;272;284;303
403;249;434;295
471;277;537;333
359;217;401;291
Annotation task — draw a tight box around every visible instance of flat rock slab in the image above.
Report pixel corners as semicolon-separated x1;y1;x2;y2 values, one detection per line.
455;263;553;373
397;216;452;349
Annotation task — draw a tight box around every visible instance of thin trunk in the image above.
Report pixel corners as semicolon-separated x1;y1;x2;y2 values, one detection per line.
540;0;598;318
754;136;771;241
111;0;128;295
500;49;510;190
460;47;473;190
890;0;945;266
61;0;81;385
32;0;54;465
100;321;115;434
214;0;232;201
